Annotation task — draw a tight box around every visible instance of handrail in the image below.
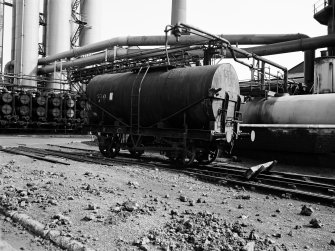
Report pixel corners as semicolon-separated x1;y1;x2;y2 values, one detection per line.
314;0;329;14
168;23;288;93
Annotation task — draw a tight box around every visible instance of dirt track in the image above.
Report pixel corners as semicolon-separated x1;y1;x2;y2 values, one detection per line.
0;136;335;251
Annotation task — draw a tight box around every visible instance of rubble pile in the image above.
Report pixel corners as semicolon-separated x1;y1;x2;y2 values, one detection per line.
107;201;156;226
135;210;287;251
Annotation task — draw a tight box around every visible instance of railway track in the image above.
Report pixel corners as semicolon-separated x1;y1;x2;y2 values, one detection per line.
1;145;335;206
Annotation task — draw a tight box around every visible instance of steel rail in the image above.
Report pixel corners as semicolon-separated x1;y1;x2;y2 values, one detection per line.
15;146;114;166
44;145;335;189
213;162;335;186
183;171;335;205
46;144;97;152
186;167;335;197
4;145;334;204
0;148;70;165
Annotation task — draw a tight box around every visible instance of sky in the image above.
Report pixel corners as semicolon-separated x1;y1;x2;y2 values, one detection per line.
3;0;327;79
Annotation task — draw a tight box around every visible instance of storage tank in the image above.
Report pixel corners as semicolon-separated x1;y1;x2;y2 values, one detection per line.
87;64;239;130
46;0;72;90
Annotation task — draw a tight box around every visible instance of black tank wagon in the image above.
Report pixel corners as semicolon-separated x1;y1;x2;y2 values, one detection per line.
86;64;243;165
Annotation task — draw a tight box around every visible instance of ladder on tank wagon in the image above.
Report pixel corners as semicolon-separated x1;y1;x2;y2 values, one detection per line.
130;66;150;135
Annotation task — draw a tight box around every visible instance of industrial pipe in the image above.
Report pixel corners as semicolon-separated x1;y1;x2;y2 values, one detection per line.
38;46;204;74
38;34;310;65
39;48;151;74
227;35;335;90
237;34;335;56
39;32;325;75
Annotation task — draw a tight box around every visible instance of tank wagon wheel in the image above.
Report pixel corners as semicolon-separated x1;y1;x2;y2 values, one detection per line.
196;145;219;165
99;135;120;158
127;135;144;158
170;147;196;166
181;149;196;166
129;148;144;158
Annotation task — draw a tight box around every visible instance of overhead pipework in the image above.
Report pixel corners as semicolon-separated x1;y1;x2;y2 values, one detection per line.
37;33;311;68
35;0;317;95
13;0;40;88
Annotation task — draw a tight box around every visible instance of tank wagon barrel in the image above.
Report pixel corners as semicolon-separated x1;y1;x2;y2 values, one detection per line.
238;94;335;156
241;94;335;124
86;64;245;165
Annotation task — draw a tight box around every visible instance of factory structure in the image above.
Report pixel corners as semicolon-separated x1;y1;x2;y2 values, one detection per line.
0;0;335;161
0;0;99;131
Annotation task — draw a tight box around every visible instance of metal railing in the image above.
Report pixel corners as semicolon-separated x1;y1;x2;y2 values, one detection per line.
167;23;288;93
314;0;329;14
0;73;73;92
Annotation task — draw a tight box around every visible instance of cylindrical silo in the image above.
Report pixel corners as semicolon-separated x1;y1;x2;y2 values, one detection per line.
171;0;186;25
13;0;40;88
79;0;104;46
46;0;72;90
11;0;16;61
0;0;4;71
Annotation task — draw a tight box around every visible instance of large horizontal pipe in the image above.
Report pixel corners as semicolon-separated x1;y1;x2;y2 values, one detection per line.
227;35;335;91
38;45;206;74
40;34;332;77
222;34;309;45
39;33;323;75
38;48;146;74
38;34;309;65
237;34;335;56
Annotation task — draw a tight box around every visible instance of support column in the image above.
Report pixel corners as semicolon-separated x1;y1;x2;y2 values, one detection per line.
304;50;315;92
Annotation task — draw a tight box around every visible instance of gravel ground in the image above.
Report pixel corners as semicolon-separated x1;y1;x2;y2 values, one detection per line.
0;137;335;251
